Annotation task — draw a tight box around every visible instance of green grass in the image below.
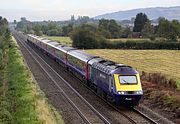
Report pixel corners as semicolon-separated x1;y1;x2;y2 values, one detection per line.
85;49;180;88
0;36;64;124
43;36;72;46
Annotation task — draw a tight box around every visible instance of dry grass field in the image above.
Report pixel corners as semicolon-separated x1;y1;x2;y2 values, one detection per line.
85;49;180;88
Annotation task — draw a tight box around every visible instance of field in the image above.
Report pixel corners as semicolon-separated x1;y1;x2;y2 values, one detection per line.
43;36;72;46
85;49;180;88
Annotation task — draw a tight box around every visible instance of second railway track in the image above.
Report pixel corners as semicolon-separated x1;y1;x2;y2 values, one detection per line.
13;31;173;124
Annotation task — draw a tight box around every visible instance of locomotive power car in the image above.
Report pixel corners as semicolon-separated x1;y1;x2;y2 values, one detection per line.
27;34;143;106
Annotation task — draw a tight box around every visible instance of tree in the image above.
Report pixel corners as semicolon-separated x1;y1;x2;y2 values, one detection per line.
16;17;32;33
21;17;27;21
62;24;73;36
34;25;43;36
98;19;111;38
14;20;17;24
0;17;10;48
171;20;180;38
133;13;149;32
99;19;109;31
121;27;132;38
98;19;121;38
108;19;121;38
0;18;8;35
158;18;180;41
141;21;154;39
47;29;59;36
70;24;107;49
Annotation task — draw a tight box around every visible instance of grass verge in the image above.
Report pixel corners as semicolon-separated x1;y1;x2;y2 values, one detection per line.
0;36;64;124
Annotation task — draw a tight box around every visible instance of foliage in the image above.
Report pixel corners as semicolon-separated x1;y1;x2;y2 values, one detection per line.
158;18;180;40
15;15;180;42
106;40;180;49
133;13;149;32
121;27;132;38
62;24;73;36
141;21;155;40
0;17;9;36
98;19;122;38
70;24;107;49
16;19;64;36
33;25;43;36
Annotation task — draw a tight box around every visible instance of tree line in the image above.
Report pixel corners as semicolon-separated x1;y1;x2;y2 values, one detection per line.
15;17;131;39
15;13;180;49
70;24;180;49
70;13;180;49
0;16;10;49
16;17;73;36
133;13;180;41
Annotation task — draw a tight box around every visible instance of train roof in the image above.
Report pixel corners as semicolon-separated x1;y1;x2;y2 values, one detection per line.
41;39;51;43
47;41;60;46
55;46;76;53
88;57;103;65
68;50;96;62
113;65;138;75
91;58;133;75
37;37;46;41
28;34;39;39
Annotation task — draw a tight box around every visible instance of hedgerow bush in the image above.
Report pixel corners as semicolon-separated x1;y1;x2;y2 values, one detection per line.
105;40;180;50
71;26;180;49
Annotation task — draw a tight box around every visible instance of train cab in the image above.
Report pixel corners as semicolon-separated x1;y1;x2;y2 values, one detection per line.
112;66;143;106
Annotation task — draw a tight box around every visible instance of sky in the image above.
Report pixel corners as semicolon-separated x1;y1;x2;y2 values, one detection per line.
0;0;180;21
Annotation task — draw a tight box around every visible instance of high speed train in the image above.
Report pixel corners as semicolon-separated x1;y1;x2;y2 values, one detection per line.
27;34;143;106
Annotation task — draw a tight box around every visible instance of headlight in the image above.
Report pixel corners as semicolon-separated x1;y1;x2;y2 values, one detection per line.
136;91;143;94
118;91;125;95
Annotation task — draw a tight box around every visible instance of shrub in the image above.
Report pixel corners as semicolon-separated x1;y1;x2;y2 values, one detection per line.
70;25;107;49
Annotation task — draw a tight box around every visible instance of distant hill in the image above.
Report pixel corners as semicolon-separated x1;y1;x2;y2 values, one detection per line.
94;6;180;21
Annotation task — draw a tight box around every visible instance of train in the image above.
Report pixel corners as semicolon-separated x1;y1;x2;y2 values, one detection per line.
27;34;143;106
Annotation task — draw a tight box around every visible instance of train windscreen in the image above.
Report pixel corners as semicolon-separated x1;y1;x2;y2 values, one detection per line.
119;75;137;84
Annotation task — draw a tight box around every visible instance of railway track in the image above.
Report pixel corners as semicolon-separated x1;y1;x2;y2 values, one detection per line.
13;32;110;124
13;31;174;124
69;73;161;124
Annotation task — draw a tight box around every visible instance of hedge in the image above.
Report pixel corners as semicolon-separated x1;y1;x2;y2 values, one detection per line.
104;41;180;50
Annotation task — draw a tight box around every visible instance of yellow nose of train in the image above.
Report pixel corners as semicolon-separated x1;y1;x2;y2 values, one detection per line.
113;73;143;106
114;74;142;93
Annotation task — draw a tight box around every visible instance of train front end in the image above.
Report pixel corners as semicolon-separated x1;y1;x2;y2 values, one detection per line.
112;66;143;106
